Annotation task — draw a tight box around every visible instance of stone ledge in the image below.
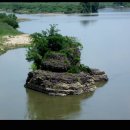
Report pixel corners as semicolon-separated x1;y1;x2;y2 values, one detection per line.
25;69;108;96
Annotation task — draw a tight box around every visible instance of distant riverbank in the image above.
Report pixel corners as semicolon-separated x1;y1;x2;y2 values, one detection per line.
17;18;31;22
0;10;99;16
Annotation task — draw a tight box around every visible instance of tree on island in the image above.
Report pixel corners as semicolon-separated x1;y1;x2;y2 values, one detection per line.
25;25;108;96
26;24;91;74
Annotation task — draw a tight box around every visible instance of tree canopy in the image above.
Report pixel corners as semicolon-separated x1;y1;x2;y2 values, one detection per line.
26;25;91;73
80;2;99;13
0;13;19;29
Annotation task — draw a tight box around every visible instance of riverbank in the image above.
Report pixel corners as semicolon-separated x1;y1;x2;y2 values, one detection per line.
17;18;31;22
1;2;130;15
0;10;99;16
41;12;99;16
0;34;31;55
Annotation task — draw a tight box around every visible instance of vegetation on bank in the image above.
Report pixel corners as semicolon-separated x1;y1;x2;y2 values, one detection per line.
80;2;99;13
0;13;21;36
0;2;81;14
0;22;21;36
0;13;22;54
0;2;129;14
26;24;91;73
0;13;19;29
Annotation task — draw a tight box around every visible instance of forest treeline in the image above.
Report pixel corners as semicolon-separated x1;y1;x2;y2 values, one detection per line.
0;2;130;14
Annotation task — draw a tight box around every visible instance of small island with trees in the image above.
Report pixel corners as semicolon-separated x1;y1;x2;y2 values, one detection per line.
25;25;108;96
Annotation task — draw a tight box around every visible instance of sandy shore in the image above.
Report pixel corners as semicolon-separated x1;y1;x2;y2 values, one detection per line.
3;34;31;46
0;34;31;54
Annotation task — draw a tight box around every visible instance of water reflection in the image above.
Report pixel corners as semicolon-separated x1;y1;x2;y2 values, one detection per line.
96;81;108;88
80;20;97;26
25;89;95;120
25;81;107;120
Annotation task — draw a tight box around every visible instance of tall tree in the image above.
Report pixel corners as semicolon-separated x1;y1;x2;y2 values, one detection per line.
113;2;126;7
80;2;99;13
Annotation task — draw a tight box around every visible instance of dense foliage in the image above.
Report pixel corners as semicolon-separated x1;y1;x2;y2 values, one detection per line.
0;2;129;14
0;13;19;29
26;25;91;73
80;2;99;13
113;2;127;7
0;2;98;14
0;2;81;14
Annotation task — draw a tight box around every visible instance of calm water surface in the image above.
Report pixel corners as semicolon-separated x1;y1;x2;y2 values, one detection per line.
0;8;130;119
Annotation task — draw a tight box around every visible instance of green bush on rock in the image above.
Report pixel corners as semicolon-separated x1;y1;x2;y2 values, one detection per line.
25;24;108;96
26;24;90;73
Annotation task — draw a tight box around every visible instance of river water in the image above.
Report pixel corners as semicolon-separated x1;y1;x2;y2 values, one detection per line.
0;8;130;119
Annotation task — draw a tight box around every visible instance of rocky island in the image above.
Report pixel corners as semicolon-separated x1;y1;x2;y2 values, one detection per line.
25;25;108;96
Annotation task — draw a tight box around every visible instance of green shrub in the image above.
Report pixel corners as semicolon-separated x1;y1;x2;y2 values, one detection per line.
67;64;91;74
60;48;81;66
80;2;99;13
3;18;18;29
67;65;81;73
79;64;92;73
47;34;64;51
31;63;37;71
0;13;19;29
46;24;59;36
26;24;91;73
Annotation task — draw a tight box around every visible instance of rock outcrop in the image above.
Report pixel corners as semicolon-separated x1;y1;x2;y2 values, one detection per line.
41;52;71;72
25;69;108;96
25;27;108;96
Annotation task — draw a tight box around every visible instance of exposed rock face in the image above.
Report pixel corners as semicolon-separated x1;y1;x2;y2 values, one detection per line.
25;69;108;96
41;53;71;72
91;69;108;82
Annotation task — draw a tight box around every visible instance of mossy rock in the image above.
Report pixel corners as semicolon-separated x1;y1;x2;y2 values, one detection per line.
60;47;81;66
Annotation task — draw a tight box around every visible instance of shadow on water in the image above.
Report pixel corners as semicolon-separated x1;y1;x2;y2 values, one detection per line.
25;81;107;120
80;20;97;26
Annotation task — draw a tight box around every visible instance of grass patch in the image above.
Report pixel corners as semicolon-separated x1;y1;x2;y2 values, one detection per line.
0;22;22;37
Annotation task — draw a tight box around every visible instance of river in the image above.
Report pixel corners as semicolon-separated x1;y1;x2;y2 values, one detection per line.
0;8;130;119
